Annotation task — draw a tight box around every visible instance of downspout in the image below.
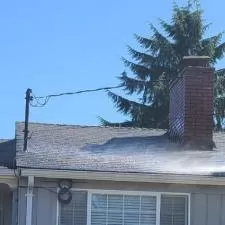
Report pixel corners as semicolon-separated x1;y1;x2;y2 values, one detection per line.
25;176;34;225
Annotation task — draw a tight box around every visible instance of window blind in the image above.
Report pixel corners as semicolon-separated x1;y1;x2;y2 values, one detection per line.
91;194;156;225
60;191;87;225
160;195;187;225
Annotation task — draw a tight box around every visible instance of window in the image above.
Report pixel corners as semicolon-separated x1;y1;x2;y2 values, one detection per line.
91;194;156;225
60;191;87;225
160;195;188;225
59;191;189;225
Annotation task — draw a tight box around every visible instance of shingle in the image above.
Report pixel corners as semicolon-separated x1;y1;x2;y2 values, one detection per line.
16;122;225;176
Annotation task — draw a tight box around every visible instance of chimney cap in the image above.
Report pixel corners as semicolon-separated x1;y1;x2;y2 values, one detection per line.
182;56;210;68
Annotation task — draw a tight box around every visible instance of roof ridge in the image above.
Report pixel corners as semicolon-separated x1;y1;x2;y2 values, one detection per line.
15;121;165;131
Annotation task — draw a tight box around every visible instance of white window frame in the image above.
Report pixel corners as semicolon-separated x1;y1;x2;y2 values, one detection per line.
57;188;191;225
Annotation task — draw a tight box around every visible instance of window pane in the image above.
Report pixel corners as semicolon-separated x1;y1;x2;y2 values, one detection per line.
160;195;187;225
91;194;107;225
124;195;140;225
141;196;156;225
108;195;123;225
60;191;87;225
91;194;156;225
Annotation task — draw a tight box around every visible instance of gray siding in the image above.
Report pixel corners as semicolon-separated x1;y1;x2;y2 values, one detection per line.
22;179;225;225
191;193;207;225
207;194;221;225
18;187;26;225
221;195;225;224
0;185;12;225
191;193;225;225
32;187;57;225
11;188;18;225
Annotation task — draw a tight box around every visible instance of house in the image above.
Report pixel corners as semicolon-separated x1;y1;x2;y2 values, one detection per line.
0;139;17;225
2;55;225;225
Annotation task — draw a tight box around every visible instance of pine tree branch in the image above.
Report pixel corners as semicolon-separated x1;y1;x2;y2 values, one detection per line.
150;24;175;55
214;42;225;60
122;57;152;80
201;34;223;62
216;68;225;77
107;91;168;128
149;24;179;67
127;46;156;66
215;69;225;96
98;116;135;127
134;34;153;49
119;73;151;95
202;23;212;32
107;91;149;116
122;57;172;80
215;96;225;118
159;19;176;39
201;34;222;48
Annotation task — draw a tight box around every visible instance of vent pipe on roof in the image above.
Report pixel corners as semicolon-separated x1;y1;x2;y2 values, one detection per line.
23;88;32;151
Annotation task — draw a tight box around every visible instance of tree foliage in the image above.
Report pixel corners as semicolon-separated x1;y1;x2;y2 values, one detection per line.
101;0;225;129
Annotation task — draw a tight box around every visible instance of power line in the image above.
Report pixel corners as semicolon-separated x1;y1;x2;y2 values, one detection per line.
36;84;125;99
30;77;183;107
30;84;124;107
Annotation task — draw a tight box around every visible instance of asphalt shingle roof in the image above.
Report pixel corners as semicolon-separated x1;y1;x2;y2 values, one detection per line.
16;122;225;176
0;139;16;168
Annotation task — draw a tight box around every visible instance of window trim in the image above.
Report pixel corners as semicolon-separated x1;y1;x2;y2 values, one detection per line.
57;188;191;225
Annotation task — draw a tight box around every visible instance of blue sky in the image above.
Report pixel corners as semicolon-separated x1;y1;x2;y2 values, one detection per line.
0;0;225;138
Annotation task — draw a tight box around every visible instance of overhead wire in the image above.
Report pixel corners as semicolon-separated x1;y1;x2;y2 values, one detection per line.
30;84;124;107
29;77;182;107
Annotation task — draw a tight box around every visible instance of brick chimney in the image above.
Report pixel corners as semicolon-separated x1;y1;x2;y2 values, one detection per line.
169;56;214;149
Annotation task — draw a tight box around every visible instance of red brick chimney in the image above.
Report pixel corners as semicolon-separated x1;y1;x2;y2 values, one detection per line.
169;56;214;149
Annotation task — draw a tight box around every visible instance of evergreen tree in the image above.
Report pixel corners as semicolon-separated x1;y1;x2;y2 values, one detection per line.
101;0;225;129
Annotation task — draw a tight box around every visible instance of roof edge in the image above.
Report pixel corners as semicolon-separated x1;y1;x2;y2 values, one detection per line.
20;169;225;186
